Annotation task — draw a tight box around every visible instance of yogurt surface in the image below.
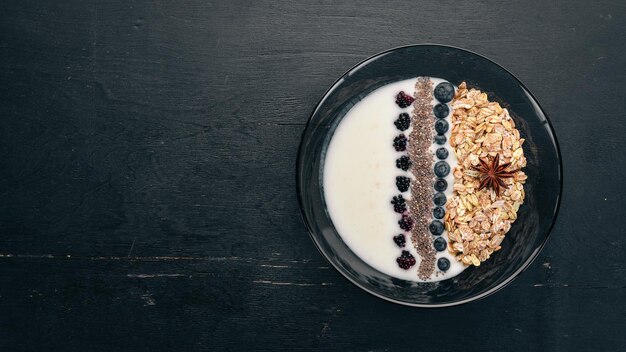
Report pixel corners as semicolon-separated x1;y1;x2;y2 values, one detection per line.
323;78;467;282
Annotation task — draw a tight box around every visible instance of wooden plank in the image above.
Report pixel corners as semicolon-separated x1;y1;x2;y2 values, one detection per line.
0;257;624;351
0;0;625;350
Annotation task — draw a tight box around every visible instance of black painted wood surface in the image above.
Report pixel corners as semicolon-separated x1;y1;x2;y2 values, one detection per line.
1;1;625;351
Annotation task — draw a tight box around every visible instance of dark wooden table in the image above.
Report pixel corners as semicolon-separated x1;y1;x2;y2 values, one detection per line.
1;1;625;351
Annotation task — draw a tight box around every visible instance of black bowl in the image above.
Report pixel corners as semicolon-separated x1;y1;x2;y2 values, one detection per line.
296;45;562;307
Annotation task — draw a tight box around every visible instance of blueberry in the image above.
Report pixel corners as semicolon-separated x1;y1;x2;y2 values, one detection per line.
396;176;410;192
433;206;445;219
435;119;449;134
394;113;411;131
429;220;444;236
437;257;450;271
433;192;447;206
434;161;450;177
396;155;412;171
433;103;449;118
434;82;455;103
436;147;448;160
434;134;446;145
434;178;447;191
433;237;447;252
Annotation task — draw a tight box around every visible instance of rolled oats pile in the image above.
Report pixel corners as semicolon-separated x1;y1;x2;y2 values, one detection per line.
445;82;528;266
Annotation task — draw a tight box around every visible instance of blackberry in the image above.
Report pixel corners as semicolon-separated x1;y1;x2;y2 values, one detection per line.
434;134;446;145
433;206;445;219
433;103;450;118
395;91;415;108
434;237;447;252
396;176;410;192
435;119;449;134
393;134;408;151
398;215;414;231
437;257;451;271
394;113;411;131
396;155;412;171
393;234;406;247
434;178;448;192
391;195;407;213
396;250;416;270
433;192;447;206
434;82;455;103
429;220;444;236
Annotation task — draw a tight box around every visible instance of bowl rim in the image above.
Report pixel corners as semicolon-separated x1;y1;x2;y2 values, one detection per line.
296;43;563;308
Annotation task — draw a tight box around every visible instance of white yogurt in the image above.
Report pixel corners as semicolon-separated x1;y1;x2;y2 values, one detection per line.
323;77;467;282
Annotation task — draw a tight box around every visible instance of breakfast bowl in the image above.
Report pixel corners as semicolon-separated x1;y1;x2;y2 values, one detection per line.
296;44;562;307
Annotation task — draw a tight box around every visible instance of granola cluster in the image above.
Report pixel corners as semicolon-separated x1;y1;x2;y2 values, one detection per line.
445;82;527;266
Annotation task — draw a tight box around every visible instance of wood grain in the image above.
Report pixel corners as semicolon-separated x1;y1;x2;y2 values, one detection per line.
0;0;625;351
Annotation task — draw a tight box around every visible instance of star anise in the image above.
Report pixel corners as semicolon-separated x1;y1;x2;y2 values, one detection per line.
472;154;518;196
